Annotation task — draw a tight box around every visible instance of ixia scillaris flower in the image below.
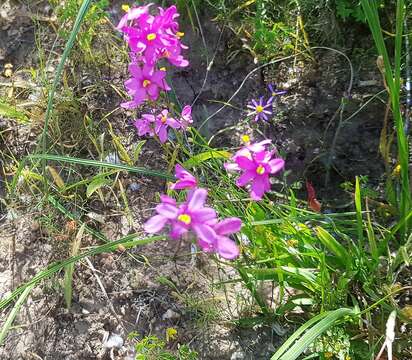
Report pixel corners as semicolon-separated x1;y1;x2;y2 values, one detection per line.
122;64;170;109
144;188;241;259
247;97;272;122
226;141;285;200
169;164;197;190
133;106;191;143
154;109;182;143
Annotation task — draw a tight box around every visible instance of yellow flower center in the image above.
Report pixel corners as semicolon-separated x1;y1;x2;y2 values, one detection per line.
256;105;264;113
121;4;130;12
256;165;265;175
161;115;167;123
160;67;167;71
178;214;191;225
143;79;151;88
176;31;185;38
147;33;157;41
241;134;250;143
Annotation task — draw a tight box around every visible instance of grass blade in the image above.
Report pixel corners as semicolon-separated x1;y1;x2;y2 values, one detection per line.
315;226;350;269
271;308;355;360
0;283;36;346
28;154;173;180
39;0;92;156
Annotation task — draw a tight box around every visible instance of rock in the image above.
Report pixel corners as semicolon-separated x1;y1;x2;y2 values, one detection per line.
162;309;180;321
103;333;124;349
231;349;246;360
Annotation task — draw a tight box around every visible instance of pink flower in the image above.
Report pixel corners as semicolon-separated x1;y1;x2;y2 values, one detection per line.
198;218;241;259
116;4;153;32
235;150;285;200
133;114;155;136
179;105;193;129
169;164;197;190
154;109;181;143
224;139;272;172
121;64;170;109
144;189;218;246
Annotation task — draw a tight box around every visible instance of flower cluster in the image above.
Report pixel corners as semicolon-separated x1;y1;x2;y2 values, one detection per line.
144;165;241;259
225;139;285;200
247;84;286;122
117;4;189;109
133;105;193;143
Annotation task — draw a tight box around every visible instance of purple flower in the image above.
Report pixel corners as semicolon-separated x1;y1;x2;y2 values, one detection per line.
246;97;272;122
154;109;181;143
144;188;218;246
169;164;197;190
268;84;287;102
121;64;170;109
235;150;284;200
133;114;155;136
198;218;241;259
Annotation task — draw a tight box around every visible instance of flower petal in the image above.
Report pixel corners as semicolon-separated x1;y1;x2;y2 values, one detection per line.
236;170;255;187
192;208;217;223
155;203;178;219
250;176;265;200
193;223;216;245
187;188;207;211
269;158;285;174
214;218;242;235
236;156;255;170
216;235;240;260
144;215;168;233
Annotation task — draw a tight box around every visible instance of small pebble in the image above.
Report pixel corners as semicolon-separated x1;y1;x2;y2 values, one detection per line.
103;333;124;349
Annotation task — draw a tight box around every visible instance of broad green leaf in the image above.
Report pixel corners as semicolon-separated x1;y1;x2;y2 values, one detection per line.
271;308;355;360
0;101;29;123
183;150;231;168
86;176;111;198
315;227;350;269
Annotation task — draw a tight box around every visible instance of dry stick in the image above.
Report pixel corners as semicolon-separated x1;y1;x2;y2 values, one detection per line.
83;257;125;331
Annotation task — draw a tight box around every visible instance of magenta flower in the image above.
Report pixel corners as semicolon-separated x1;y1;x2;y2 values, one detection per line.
116;4;152;32
247;97;272;122
144;188;218;246
144;194;177;234
198;218;241;260
179;105;193;129
224;139;272;172
235;150;284;200
169;164;197;190
122;64;170;109
133;114;155;136
154;109;181;143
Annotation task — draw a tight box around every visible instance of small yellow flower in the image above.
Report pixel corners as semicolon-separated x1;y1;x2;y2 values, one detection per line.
392;164;401;177
241;134;250;143
166;327;177;342
121;4;130;12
